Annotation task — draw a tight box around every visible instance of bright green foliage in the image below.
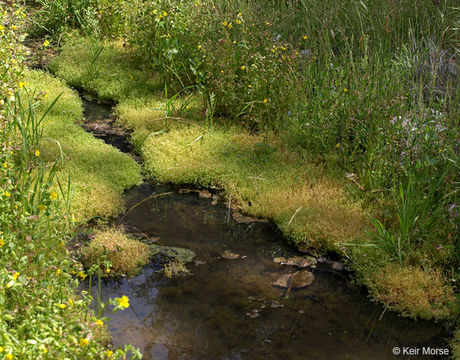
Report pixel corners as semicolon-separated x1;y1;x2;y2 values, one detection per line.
81;228;150;276
0;6;26;112
32;0;127;37
0;7;142;357
23;70;141;220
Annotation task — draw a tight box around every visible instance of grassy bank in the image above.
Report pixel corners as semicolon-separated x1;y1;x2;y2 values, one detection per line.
23;70;141;220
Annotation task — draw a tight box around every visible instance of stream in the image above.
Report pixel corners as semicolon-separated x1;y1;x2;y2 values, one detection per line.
81;97;450;360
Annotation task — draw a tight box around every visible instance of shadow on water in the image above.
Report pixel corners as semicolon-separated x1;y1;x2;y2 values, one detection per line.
88;183;449;360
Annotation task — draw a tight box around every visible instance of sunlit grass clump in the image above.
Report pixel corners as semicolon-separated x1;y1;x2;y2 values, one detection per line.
23;69;141;220
81;228;150;276
361;263;454;320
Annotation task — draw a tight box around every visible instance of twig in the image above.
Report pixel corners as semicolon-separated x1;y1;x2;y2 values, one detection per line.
287;206;302;227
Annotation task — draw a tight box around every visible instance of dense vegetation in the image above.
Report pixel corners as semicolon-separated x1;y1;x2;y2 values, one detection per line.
0;4;140;359
1;0;459;358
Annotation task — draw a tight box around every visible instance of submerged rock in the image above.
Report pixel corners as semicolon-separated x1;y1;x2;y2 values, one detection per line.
221;250;240;260
198;190;212;198
272;270;315;289
291;270;315;289
149;244;196;263
331;261;345;271
271;273;293;288
232;212;269;224
273;256;316;268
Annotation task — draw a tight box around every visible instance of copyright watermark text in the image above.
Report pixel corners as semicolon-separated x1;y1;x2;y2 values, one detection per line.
392;347;450;356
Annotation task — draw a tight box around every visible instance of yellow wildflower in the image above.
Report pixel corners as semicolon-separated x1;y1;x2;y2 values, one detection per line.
43;40;50;47
336;143;341;148
0;347;3;353
49;191;58;200
38;204;46;211
222;21;228;27
152;9;157;15
263;98;268;104
343;88;348;93
68;299;74;307
117;295;130;309
19;82;25;89
77;271;87;280
2;162;7;168
57;303;67;309
11;25;17;31
197;44;202;50
79;338;89;347
240;65;245;70
35;149;40;157
163;11;168;17
6;280;14;289
303;35;308;40
0;238;4;247
106;268;110;274
105;350;113;358
227;22;233;29
4;191;11;197
96;319;104;327
56;269;61;275
13;272;19;281
5;354;13;360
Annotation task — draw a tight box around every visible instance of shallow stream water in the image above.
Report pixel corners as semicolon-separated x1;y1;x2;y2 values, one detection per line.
86;184;448;360
81;98;449;360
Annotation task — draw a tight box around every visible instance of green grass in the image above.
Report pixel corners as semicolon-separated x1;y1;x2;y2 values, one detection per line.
23;69;141;220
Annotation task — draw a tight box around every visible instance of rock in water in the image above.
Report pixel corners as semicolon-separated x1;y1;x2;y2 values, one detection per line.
272;270;315;289
331;261;345;271
271;273;294;288
198;190;212;198
290;270;315;289
273;256;315;268
149;245;196;263
221;250;240;260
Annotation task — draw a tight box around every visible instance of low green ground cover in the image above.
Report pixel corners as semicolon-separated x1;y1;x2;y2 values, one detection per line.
23;69;141;220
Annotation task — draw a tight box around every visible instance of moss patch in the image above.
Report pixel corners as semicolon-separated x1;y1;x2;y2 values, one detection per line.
23;69;141;220
364;263;454;320
81;228;150;276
